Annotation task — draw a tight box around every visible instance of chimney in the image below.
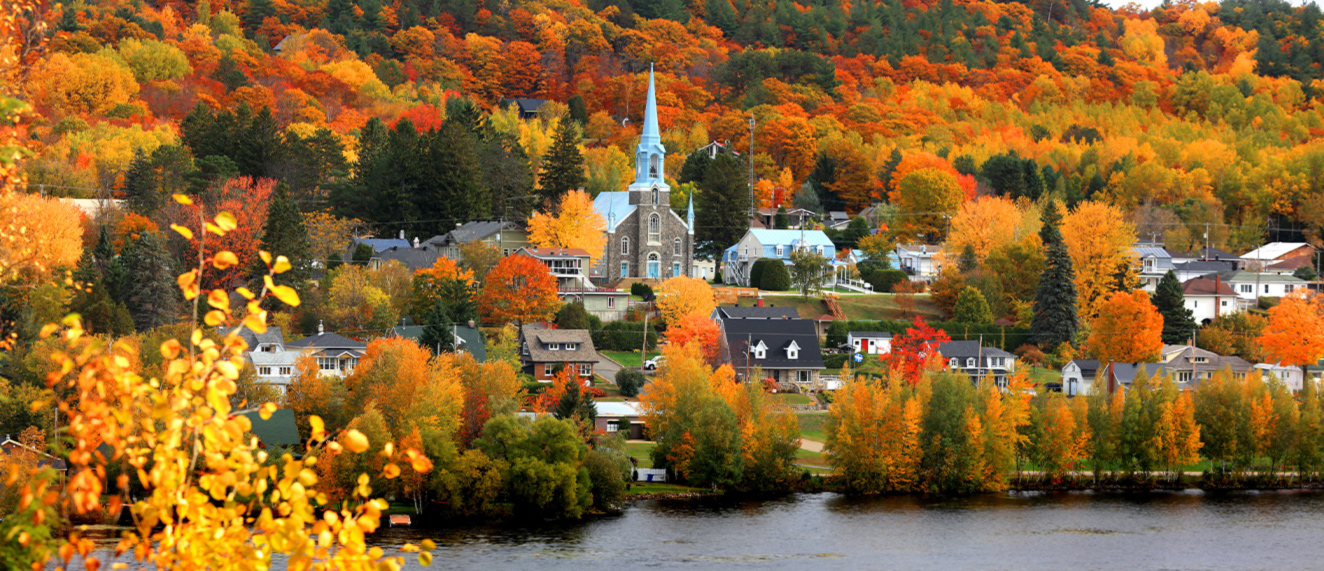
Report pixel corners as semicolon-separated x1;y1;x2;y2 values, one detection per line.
456;223;462;229
468;319;476;329
1214;275;1222;318
413;237;420;248
318;320;324;335
399;229;404;240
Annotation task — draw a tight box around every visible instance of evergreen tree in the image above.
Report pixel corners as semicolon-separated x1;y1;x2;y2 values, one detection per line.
555;301;599;331
678;148;713;184
567;95;588;126
419;297;471;355
256;183;312;294
212;54;251;91
69;228;134;336
774;205;790;229
1032;201;1078;348
554;374;597;423
243;0;276;34
695;153;750;260
877;148;903;196
92;225;126;304
123;232;181;331
123;148;160;216
1153;270;1196;344
958;243;978;273
952;286;993;324
237;106;283;178
538;117;585;204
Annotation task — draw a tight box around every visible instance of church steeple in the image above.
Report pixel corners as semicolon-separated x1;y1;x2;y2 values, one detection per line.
686;189;695;234
629;64;668;196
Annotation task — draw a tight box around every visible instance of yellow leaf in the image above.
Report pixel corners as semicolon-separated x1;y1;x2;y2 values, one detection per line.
213;251;239;270
259;402;277;420
345;429;369;453
170;224;194;240
260;251;272;265
270;284;300;307
208;289;230;311
203;310;226;326
215;212;237;232
419;552;433;566
177;270;200;300
382;463;401;479
272;256;291;274
216;360;239;379
205;222;224;236
309;416;326;440
236;287;255;300
172;194;193;205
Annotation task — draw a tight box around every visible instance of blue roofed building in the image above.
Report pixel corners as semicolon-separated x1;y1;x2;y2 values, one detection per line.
591;65;695;284
722;229;861;290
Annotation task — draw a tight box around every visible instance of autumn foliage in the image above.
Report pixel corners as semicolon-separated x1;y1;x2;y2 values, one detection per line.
476;253;560;325
1088;290;1164;364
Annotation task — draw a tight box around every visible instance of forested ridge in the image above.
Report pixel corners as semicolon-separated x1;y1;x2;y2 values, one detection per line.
5;0;1324;248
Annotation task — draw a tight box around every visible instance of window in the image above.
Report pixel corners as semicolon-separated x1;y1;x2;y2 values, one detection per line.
788;347;799;359
621;237;629;255
620;262;629;278
1286;285;1295;293
673;238;681;255
649;155;659;179
816;245;823;255
752;342;766;359
1221;300;1228;307
967;358;976;368
1265;285;1271;293
260;344;275;353
798;370;810;383
1192;357;1208;364
259;367;272;375
950;358;959;368
1193;301;1199;308
606;421;619;432
318;357;336;371
579;363;591;376
565;343;577;351
775;245;784;257
1176;371;1193;384
279;367;291;376
548;343;560;350
648;214;661;244
608;296;616;309
1240;284;1252;293
503;249;510;256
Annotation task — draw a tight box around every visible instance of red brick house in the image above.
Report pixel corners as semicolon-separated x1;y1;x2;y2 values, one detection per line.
519;323;598;381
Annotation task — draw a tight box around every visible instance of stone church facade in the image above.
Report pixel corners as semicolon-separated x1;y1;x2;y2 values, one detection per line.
593;67;695;283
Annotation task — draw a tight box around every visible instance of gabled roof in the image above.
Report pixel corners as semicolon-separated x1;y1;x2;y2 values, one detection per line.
1243;242;1312;261
234;408;302;447
520;323;597;364
1181;246;1241;261
721;317;824;370
1067;359;1101;375
1182;277;1237;296
748;229;834;247
285;331;366;350
217;325;285;351
351;237;410;253
937;340;1015;360
374;246;441;271
848;331;893;339
1174;260;1234;273
594;191;636;232
1208;270;1307;284
248;351;302;366
712;306;800;319
0;437;67;470
430;221;522;247
391;324;487;363
1134;246;1173;259
896;244;943;256
828;211;850;220
521;247;591;258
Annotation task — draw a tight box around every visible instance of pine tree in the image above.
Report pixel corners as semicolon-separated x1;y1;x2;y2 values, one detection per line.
1033;201;1078;349
243;0;276;35
123;232;182;331
425;121;488;235
696;153;751;260
537;117;585;204
1153;270;1196;344
958;243;978;273
124;148;160;216
774;205;790;229
256;183;312;293
92;225;126;304
70;230;134;336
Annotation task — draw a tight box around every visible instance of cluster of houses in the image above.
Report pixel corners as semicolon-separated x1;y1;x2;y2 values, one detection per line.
1134;243;1314;323
1061;344;1323;396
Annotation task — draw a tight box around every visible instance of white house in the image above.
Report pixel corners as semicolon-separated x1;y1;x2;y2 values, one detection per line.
1061;359;1101;397
218;325;300;394
1211;270;1306;304
895;244;943;281
1242;242;1315;274
1182;276;1240;324
1134;246;1177;292
284;324;366;379
517;247;596;289
722;229;846;288
847;331;892;355
1255;363;1305;393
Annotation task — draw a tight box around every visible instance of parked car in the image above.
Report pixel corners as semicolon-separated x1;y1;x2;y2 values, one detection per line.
643;355;666;371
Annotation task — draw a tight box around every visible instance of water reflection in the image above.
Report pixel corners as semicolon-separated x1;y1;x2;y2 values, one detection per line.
57;491;1324;570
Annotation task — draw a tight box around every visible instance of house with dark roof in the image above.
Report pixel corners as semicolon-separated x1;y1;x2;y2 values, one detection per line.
284;323;366;379
754;207;815;230
372;245;441;271
710;306;801;320
517;247;597;289
219;325;300;394
937;341;1017;386
391;321;487;362
519;323;599;381
1173;260;1236;282
716;316;825;384
500;97;550;119
1133;246;1177;292
847;331;892;355
1098;346;1252;393
427;220;529;259
0;435;67;471
1182;276;1240;324
347;236;412;258
1062;359;1101;397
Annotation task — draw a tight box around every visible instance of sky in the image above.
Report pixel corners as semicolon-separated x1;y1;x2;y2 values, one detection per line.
1095;0;1318;9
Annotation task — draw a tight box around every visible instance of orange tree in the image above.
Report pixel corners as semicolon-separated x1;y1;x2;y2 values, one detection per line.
1087;290;1164;363
1;194;436;570
1258;292;1324;369
476;253;560;325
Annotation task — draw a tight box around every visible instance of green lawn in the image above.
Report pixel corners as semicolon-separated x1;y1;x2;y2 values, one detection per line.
796;448;829;468
602;351;644;368
798;413;828;442
773;392;814;406
736;293;942;321
1025;366;1062;387
624;440;655;468
625;482;716;496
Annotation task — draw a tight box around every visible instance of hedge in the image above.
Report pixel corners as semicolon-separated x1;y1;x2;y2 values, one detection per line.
822;353;849;369
749;259;775;289
630;282;654;298
593;320;658;351
760;260;791;291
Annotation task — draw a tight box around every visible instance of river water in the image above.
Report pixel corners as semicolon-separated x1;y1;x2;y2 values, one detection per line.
70;491;1324;570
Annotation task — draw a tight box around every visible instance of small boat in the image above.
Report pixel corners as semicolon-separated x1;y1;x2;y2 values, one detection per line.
388;514;411;527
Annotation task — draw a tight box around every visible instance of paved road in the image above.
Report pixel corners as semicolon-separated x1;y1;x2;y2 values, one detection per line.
596;351;623;382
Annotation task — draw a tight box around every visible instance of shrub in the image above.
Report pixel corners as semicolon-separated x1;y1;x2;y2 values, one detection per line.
630;282;653;298
863;268;909;292
1014;344;1046;367
760;261;791;291
749;259;775;289
615;369;645;397
822;353;849;369
595;321;658;351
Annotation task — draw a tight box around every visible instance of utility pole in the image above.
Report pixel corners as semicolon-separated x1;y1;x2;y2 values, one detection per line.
640;304;649;368
1203;223;1211;260
748;114;756;220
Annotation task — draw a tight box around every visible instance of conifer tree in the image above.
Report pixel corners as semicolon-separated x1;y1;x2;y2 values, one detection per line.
958;244;978;274
256;183;312;293
774;205;789;229
122;232;181;331
695;153;750;259
1033;201;1078;348
123;148;160;216
537;117;585;204
70;228;134;335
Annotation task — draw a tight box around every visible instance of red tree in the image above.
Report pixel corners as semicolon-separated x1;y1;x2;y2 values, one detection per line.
883;317;952;385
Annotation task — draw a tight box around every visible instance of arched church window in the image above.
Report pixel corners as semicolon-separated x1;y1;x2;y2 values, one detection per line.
649;154;659;178
649;213;661;244
674;238;681;255
621;237;629;255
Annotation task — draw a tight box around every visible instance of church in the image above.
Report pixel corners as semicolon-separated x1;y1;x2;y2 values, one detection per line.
593;66;695;284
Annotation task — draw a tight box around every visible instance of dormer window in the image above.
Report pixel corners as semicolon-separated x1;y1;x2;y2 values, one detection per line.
549;342;560;351
752;340;767;360
565;343;577;351
786;340;800;360
776;245;784;257
967;358;976;368
1192;357;1207;364
950;358;959;368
